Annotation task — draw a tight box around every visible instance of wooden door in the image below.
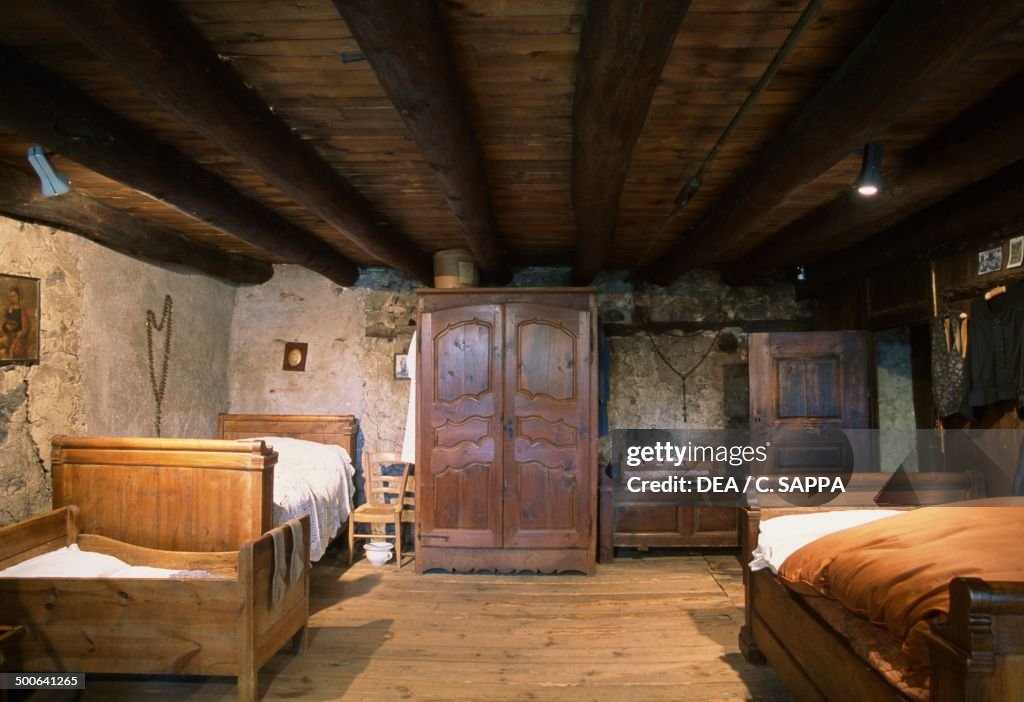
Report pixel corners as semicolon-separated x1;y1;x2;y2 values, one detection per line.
418;304;504;548
749;332;872;475
503;302;593;549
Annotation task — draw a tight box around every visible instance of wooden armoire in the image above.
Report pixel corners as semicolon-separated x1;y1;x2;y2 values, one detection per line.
415;288;598;574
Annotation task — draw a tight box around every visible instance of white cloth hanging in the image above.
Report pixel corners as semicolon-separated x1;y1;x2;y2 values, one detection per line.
401;331;417;464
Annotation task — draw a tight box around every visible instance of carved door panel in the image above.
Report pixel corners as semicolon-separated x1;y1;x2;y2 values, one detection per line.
749;331;872;475
418;304;504;548
503;303;592;549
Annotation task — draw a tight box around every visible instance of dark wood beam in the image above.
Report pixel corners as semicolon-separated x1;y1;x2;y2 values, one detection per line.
804;160;1024;294
724;72;1024;285
651;0;1024;285
45;0;434;284
571;0;690;285
0;43;357;286
334;0;508;284
0;162;272;284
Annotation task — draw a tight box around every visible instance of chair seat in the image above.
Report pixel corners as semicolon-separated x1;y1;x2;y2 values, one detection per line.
352;504;402;520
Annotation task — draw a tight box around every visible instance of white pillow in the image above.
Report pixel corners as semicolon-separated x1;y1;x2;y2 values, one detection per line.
750;509;904;574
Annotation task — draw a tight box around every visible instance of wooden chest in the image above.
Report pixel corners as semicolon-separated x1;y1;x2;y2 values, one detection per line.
598;463;739;561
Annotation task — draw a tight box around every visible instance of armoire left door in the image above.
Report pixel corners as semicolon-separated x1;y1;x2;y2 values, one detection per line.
416;301;504;550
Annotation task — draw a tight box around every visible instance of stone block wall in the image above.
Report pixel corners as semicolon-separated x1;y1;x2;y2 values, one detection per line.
0;216;234;526
228;265;811;483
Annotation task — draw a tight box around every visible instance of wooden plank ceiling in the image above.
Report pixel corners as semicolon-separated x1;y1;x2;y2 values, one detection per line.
0;0;1021;287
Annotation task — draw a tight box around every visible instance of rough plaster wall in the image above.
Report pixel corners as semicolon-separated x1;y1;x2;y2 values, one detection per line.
227;265;809;491
79;243;234;439
876;327;918;472
600;269;809;431
228;266;416;464
0;215;235;526
0;219;84;525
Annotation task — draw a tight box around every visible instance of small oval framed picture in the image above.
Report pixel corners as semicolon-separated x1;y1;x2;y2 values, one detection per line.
283;341;308;371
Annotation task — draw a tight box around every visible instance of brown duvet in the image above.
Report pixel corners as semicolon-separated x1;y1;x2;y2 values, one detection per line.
777;504;1024;665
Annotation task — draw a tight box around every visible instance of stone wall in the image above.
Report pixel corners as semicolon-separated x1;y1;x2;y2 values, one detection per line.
0;216;234;525
229;266;416;466
228;265;811;480
875;327;918;472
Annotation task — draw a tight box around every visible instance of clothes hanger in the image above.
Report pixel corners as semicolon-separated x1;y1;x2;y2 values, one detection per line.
984;285;1007;301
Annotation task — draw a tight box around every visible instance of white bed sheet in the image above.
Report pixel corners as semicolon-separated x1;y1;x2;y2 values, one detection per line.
252;437;356;562
0;545;223;579
749;509;904;574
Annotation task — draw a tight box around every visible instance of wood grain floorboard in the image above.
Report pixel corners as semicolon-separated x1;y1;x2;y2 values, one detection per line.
22;552;792;701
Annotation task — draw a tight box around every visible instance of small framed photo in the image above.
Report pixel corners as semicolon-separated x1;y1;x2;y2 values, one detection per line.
282;341;308;372
394;353;410;380
0;274;40;365
1008;236;1024;269
978;246;1003;275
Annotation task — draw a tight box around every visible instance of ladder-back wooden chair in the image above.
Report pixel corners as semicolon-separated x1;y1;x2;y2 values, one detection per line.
349;451;413;568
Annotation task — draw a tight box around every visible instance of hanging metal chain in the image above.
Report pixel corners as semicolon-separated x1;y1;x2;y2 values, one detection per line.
146;294;173;437
639;311;721;423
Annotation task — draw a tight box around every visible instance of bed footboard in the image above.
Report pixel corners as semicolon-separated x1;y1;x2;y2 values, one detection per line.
0;510;310;702
236;516;311;702
926;578;1024;702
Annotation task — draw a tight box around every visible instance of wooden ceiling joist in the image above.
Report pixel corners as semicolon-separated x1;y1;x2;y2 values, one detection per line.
570;0;690;286
651;0;1024;286
724;73;1024;286
0;43;359;286
44;0;434;284
334;0;509;284
0;162;272;284
806;159;1024;293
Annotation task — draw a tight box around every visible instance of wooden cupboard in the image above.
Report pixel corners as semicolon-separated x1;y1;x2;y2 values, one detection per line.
415;289;598;574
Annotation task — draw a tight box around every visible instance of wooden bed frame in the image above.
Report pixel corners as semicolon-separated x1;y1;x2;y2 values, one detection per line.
738;472;1024;701
49;414;357;553
0;506;310;702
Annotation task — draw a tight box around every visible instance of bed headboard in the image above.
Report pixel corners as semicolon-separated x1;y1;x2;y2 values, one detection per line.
216;414;357;460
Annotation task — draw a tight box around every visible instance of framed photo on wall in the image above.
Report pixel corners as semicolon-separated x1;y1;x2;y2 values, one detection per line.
1008;236;1024;269
394;352;410;380
0;274;40;365
978;246;1003;275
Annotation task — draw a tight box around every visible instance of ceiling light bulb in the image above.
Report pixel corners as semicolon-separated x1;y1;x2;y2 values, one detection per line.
852;143;883;197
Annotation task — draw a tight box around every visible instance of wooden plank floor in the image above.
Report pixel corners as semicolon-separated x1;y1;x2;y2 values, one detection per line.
24;552;792;701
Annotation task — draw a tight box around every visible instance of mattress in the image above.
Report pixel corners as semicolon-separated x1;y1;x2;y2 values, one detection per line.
0;544;225;579
750;509;903;573
777;502;1024;667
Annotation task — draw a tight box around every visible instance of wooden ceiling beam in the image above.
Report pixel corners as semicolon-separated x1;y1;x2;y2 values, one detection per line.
724;73;1024;286
804;160;1024;294
0;162;272;284
334;0;509;284
0;43;358;286
44;0;433;284
570;0;690;285
651;0;1024;286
